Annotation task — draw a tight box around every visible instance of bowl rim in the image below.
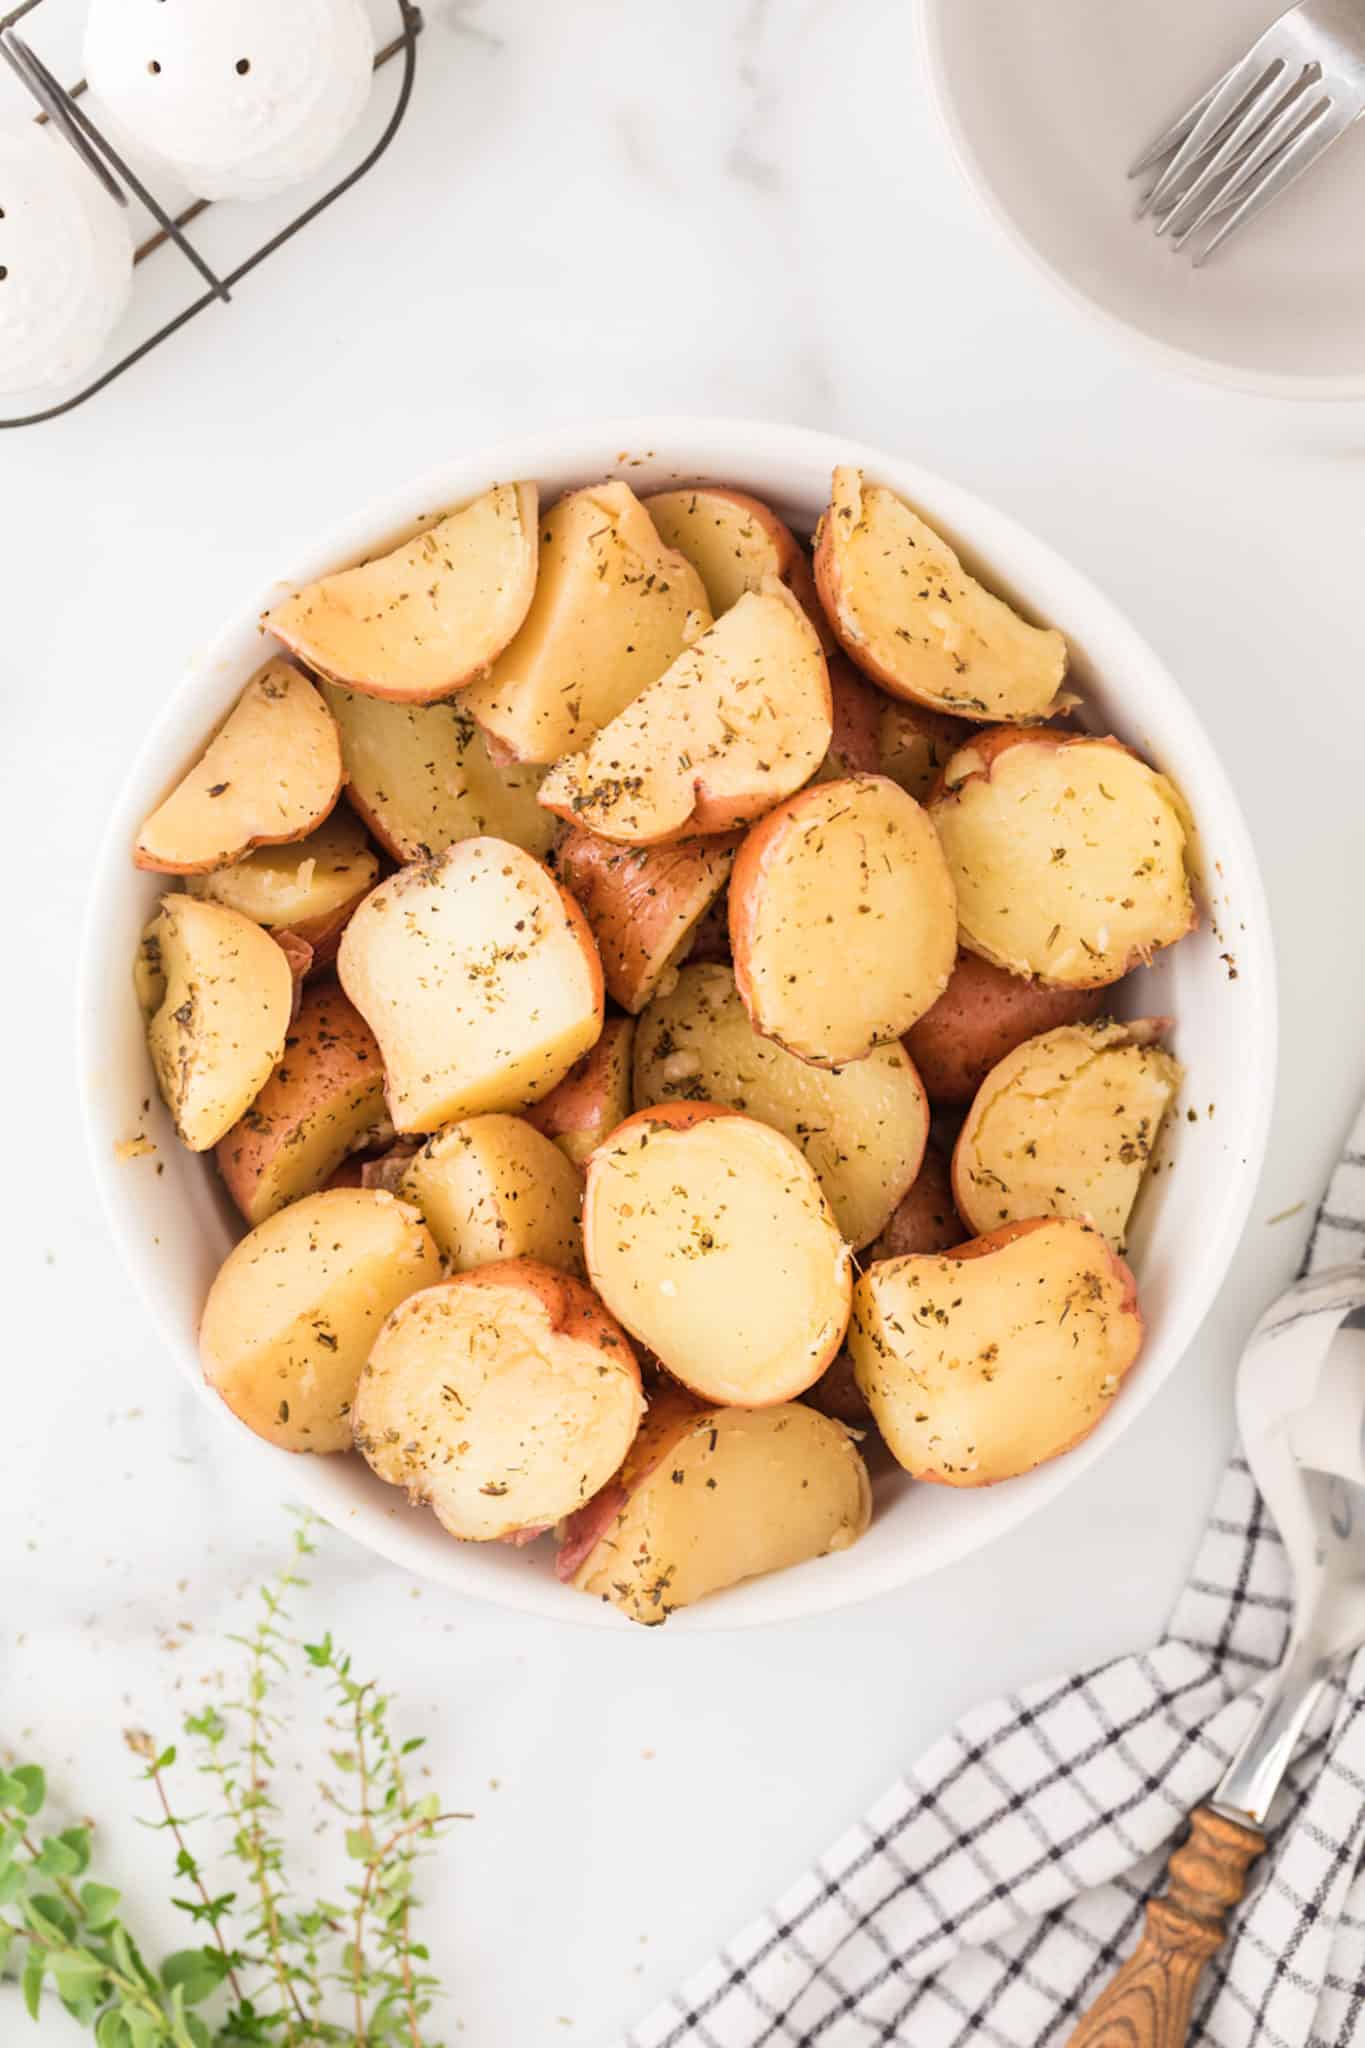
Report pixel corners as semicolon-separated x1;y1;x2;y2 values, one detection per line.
79;412;1279;1629
915;0;1365;403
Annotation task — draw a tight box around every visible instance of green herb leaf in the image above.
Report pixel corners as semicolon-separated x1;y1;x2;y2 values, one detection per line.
10;1765;46;1816
21;1947;45;2019
81;1880;122;1930
95;2012;133;2048
160;1946;229;2006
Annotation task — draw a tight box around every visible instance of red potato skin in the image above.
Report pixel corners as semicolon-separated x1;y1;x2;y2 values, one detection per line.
905;1218;1143;1488
524;1015;633;1156
556;1384;704;1581
215;980;384;1222
450;1257;642;1381
808;1146;964;1428
785;547;838;655
277;883;373;968
683;890;731;965
904;952;1106;1106
825;654;884;773
554;827;739;1013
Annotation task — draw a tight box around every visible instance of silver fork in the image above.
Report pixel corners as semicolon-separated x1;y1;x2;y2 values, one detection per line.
1129;0;1365;263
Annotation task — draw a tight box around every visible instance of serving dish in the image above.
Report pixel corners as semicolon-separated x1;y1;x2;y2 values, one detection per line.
919;0;1365;399
79;416;1277;1628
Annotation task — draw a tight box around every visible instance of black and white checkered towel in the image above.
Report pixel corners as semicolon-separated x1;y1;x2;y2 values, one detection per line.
626;1106;1365;2048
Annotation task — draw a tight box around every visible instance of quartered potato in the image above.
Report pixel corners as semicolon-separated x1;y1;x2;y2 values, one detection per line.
813;466;1068;722
904;950;1106;1106
641;485;801;617
200;1188;441;1453
633;961;928;1248
399;1114;584;1274
583;1104;852;1405
849;1217;1143;1485
929;728;1197;987
215;980;387;1226
952;1019;1183;1249
188;806;379;960
320;682;553;864
351;1260;643;1541
524;1015;635;1168
558;1387;871;1626
338;837;604;1133
730;775;957;1066
134;661;342;875
538;580;832;844
138;895;293;1152
265;482;539;704
462;481;711;763
555;825;737;1014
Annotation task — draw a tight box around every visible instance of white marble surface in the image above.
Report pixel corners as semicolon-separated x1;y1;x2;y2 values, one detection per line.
5;3;1365;2042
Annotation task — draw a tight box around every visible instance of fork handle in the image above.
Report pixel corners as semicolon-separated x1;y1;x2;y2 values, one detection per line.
1064;1807;1264;2048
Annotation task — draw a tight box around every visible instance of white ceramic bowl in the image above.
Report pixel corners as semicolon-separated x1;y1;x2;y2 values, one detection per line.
919;0;1365;399
80;417;1277;1629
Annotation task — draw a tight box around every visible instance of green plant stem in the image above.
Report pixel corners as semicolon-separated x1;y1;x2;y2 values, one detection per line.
145;1759;244;2005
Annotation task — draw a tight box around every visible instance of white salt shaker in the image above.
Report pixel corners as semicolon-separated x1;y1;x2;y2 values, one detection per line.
83;0;376;204
0;123;134;395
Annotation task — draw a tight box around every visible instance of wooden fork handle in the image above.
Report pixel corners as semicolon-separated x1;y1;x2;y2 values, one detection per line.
1064;1806;1264;2048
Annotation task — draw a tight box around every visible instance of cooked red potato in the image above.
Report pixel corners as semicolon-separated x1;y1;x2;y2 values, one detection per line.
559;1386;871;1625
339;837;603;1133
462;482;711;763
808;1144;962;1426
555;826;737;1014
683;889;731;964
524;1016;634;1168
849;1217;1143;1485
200;1188;440;1453
641;486;800;616
583;1104;851;1405
928;729;1197;987
320;683;554;864
818;654;966;802
538;580;832;845
633;962;928;1248
188;807;378;958
137;895;293;1152
215;981;387;1226
813;467;1068;722
904;952;1105;1106
351;1260;643;1541
265;483;539;704
730;775;957;1066
134;662;342;875
952;1019;1182;1249
398;1114;584;1274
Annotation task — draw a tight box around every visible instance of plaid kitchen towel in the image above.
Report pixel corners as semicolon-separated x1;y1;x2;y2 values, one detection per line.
625;1105;1365;2048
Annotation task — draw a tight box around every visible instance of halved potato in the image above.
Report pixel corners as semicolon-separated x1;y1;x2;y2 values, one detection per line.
138;895;293;1152
641;486;799;616
808;1144;962;1426
398;1114;584;1275
952;1019;1182;1249
134;662;342;875
904;951;1106;1106
200;1188;441;1452
928;729;1197;987
215;981;387;1226
319;683;553;865
555;825;738;1014
633;962;928;1248
729;775;957;1066
583;1104;852;1405
461;482;711;763
813;467;1068;722
337;836;603;1133
188;807;379;958
558;1387;871;1626
351;1260;643;1540
849;1217;1143;1485
538;580;832;845
264;483;539;704
524;1016;634;1168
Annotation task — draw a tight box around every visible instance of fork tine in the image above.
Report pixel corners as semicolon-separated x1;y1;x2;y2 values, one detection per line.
1129;74;1228;176
1171;89;1328;248
1156;61;1316;238
1195;96;1355;263
1138;37;1287;220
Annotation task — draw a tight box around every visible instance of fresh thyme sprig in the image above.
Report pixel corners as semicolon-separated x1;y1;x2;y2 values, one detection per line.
0;1518;468;2046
